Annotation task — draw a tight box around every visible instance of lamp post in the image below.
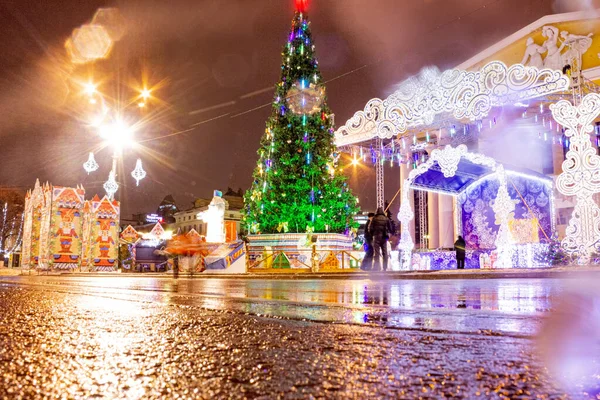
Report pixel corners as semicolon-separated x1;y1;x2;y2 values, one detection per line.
81;82;151;200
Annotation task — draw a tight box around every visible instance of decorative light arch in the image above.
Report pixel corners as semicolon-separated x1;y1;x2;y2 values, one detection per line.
397;144;515;269
335;61;570;147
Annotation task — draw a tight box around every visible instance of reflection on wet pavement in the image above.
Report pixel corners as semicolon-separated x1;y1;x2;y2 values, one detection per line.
1;276;564;336
0;287;572;399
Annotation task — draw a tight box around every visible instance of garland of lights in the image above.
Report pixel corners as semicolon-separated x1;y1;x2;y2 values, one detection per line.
550;93;600;263
335;61;570;147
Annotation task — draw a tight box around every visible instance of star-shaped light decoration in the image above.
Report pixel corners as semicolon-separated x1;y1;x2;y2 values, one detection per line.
103;170;119;199
83;152;99;174
131;158;146;186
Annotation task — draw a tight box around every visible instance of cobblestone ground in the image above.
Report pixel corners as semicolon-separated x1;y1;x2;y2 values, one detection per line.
0;285;577;399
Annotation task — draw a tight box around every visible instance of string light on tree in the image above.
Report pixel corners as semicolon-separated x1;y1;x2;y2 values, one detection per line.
243;0;358;234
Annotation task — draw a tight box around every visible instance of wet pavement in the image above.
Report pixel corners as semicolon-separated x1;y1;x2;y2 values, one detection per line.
0;275;597;398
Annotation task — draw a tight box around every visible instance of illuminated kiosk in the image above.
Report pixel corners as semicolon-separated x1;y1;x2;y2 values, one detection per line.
335;60;571;269
166;191;247;274
119;223;171;272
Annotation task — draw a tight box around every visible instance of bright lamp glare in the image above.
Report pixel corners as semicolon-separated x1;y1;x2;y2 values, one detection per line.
84;82;97;96
140;88;151;100
99;119;134;150
351;158;360;166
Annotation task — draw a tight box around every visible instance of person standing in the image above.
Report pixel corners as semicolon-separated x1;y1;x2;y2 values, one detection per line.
173;256;179;279
370;207;390;271
454;235;466;270
360;213;375;271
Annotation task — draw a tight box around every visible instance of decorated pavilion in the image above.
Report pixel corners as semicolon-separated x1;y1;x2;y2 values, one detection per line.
335;9;600;269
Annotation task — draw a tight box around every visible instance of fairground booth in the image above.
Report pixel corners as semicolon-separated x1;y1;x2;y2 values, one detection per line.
335;9;600;270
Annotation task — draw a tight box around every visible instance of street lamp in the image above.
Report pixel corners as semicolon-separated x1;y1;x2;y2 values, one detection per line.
80;80;149;200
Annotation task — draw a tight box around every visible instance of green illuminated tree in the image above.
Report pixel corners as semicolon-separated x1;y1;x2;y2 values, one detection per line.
243;7;358;234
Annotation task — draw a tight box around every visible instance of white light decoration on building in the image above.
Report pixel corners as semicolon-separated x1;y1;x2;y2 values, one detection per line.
83;152;99;174
103;170;119;200
334;61;570;146
550;93;600;263
131;158;146;186
197;191;226;243
492;166;516;269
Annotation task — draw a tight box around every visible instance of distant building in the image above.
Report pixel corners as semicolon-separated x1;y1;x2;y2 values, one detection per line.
173;188;244;238
156;195;178;223
121;194;180;229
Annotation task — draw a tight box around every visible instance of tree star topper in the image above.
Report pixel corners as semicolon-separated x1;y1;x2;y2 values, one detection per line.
295;0;308;12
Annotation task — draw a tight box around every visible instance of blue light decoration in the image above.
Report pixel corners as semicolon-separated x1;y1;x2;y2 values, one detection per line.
306;151;311;165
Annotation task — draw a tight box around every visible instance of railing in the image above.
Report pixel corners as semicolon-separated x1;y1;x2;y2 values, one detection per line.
247;247;361;272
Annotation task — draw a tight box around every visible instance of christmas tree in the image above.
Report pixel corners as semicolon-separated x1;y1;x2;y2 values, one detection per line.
243;1;359;234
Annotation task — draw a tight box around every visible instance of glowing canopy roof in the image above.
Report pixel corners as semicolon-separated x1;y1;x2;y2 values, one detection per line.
334;61;570;147
411;160;551;196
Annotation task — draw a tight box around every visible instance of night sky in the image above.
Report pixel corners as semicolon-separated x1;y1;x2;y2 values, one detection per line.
0;0;589;216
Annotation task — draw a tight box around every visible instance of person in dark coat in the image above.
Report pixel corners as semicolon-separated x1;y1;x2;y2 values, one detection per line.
360;213;375;271
370;207;390;271
454;235;466;269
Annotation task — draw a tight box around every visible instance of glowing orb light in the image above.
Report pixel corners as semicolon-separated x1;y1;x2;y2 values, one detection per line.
287;81;324;115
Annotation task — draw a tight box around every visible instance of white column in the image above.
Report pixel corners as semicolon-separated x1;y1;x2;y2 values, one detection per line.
438;194;454;248
453;197;461;239
400;163;415;240
427;192;439;249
